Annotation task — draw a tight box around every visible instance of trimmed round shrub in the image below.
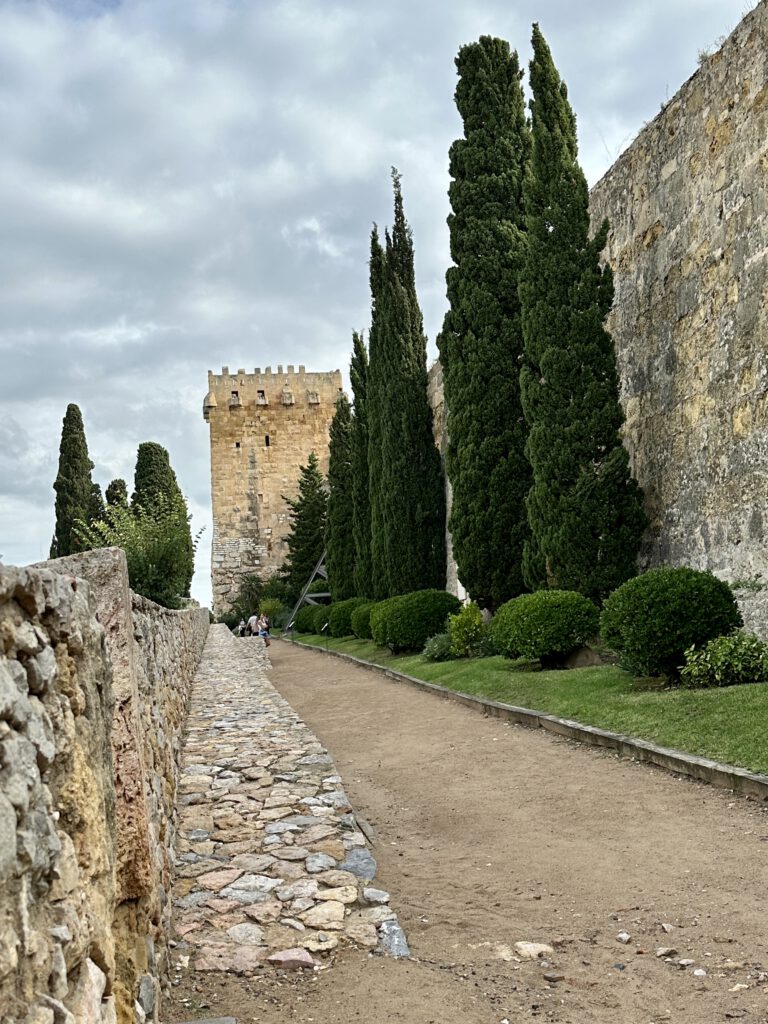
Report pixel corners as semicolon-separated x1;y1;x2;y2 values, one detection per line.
492;590;599;666
423;632;454;662
372;590;461;653
680;630;768;689
370;598;400;647
293;605;318;633
328;597;369;638
448;602;485;658
351;601;376;640
312;604;331;633
600;567;742;678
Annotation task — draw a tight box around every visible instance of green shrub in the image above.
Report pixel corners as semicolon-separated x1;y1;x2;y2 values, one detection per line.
448;602;485;658
372;590;461;653
423;632;454;662
312;604;331;633
601;567;742;678
351;601;376;639
293;605;318;633
370;598;400;647
328;597;369;638
680;630;768;689
308;578;331;595
259;597;283;625
77;495;200;609
262;575;292;603
492;590;599;666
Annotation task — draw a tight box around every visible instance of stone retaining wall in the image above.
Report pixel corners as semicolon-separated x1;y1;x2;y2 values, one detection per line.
0;549;209;1024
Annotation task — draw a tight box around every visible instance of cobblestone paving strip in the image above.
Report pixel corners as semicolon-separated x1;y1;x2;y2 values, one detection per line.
170;625;408;976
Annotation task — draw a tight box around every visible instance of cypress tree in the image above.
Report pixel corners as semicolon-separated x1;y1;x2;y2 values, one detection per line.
282;452;328;599
325;395;356;600
132;442;194;597
367;171;446;597
366;226;389;599
50;403;98;557
519;25;646;601
105;478;129;507
437;37;531;609
350;331;373;597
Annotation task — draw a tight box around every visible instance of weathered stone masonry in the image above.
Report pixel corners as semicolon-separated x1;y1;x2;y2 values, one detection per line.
430;2;768;628
0;549;208;1024
204;364;343;616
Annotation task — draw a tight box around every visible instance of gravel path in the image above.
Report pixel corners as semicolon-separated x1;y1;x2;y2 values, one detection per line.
168;636;768;1024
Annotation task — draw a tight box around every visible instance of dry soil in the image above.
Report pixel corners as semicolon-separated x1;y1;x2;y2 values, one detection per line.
168;640;768;1024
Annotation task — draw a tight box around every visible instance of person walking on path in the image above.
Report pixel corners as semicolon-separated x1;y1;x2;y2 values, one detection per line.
257;612;271;647
246;611;258;636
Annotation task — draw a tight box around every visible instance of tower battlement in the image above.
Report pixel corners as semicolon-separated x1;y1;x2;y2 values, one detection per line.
204;364;342;615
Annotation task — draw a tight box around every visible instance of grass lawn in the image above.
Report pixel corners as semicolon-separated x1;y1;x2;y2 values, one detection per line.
292;634;768;774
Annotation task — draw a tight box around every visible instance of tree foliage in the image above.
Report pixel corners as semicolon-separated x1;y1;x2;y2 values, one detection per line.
367;171;446;598
518;25;646;601
78;494;199;609
438;37;531;609
350;331;373;598
50;403;99;558
325;395;356;600
131;442;194;597
105;478;129;507
282;451;328;599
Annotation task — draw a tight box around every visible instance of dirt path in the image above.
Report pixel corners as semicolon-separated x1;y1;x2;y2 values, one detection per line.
170;640;768;1023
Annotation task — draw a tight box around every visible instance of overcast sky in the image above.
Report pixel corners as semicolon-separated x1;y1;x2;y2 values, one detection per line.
0;0;749;606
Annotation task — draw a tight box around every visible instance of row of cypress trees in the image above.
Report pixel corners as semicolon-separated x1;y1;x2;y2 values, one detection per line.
49;404;195;598
314;27;646;609
442;27;645;608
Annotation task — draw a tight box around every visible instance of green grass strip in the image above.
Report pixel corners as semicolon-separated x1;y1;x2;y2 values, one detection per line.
291;634;768;774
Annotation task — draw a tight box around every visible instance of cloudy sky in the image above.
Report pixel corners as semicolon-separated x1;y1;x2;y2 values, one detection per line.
0;0;748;606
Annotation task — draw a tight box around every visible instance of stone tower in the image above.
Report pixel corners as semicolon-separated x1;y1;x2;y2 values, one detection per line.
204;364;343;615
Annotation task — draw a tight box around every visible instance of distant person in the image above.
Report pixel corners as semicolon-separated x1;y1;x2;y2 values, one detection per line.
257;613;271;648
236;619;246;636
246;612;258;636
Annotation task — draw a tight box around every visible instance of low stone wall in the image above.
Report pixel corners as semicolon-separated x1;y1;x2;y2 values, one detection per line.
1;550;209;1024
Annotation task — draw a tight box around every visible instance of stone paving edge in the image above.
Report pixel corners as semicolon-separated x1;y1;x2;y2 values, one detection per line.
281;638;768;802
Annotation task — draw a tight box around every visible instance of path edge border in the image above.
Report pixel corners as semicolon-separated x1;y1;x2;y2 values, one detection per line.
280;637;768;802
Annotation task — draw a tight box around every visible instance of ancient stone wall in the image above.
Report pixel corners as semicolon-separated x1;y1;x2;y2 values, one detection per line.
589;1;768;586
204;364;343;616
429;2;768;629
1;550;209;1024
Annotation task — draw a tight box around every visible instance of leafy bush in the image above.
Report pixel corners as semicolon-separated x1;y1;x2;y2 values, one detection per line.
372;590;461;653
600;567;742;678
448;602;485;658
261;575;292;603
312;604;331;633
78;495;201;609
492;590;599;666
423;632;454;662
328;597;369;638
351;601;376;639
308;578;331;595
370;598;399;647
680;631;768;689
293;605;318;633
259;597;283;625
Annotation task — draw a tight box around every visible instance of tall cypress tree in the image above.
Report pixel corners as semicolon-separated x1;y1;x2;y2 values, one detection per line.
519;25;646;601
325;395;356;600
437;37;531;609
282;452;328;598
50;403;98;557
132;442;195;597
349;332;373;597
367;171;446;597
